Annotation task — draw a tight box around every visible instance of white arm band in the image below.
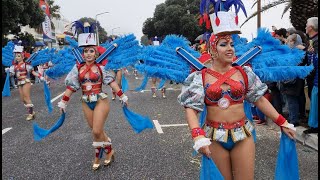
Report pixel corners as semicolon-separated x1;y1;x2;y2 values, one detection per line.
57;101;67;109
193;137;211;152
120;94;128;103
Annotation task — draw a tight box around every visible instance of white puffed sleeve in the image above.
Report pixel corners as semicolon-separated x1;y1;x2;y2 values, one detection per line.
243;66;268;103
177;71;205;112
65;65;80;91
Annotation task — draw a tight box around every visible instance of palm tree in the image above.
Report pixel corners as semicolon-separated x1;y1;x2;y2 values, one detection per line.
241;0;318;32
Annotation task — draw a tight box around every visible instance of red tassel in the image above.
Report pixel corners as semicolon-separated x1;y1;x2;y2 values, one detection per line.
235;15;239;25
199;17;203;26
215;17;220;26
206;20;211;30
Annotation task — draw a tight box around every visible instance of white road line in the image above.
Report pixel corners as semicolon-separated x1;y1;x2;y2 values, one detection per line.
2;127;12;135
161;124;188;127
50;92;65;103
141;89;180;92
153;120;164;134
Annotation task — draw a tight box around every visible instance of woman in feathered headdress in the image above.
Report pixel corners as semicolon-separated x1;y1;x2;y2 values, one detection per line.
57;21;128;171
4;43;46;120
177;1;296;179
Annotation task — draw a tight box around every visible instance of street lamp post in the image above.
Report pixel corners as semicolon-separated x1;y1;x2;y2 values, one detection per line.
95;11;109;46
111;27;120;36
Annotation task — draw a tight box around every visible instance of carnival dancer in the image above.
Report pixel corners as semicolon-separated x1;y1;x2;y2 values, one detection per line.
150;36;166;98
5;45;46;120
57;22;128;170
177;1;296;179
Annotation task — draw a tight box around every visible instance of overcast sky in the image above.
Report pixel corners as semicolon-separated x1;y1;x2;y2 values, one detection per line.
54;0;293;42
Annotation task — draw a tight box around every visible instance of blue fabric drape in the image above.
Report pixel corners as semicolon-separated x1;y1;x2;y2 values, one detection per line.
2;71;11;97
33;112;66;141
122;106;154;133
43;81;53;113
275;132;299;180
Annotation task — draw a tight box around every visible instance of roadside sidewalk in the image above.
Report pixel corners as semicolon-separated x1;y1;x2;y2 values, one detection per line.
265;118;318;151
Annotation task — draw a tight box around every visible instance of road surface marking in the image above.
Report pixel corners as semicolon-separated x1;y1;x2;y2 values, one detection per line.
141;89;180;92
153;120;188;133
2;127;12;135
51;92;65;103
153;120;164;134
161;124;188;127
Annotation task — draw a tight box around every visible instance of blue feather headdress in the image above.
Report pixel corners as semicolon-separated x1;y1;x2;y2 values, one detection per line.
199;0;247;30
71;20;96;35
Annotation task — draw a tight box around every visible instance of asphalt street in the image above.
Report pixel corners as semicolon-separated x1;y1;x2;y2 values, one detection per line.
2;71;318;180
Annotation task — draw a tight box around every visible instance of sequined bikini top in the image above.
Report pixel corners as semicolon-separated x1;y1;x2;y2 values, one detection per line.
202;67;248;109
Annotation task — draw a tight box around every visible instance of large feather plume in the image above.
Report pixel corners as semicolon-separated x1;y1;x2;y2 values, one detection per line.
45;47;76;79
136;34;199;83
103;34;142;70
2;41;15;66
233;28;313;82
31;48;56;67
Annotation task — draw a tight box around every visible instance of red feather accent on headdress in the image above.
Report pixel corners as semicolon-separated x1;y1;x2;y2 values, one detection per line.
203;13;210;29
205;19;211;30
97;46;106;55
215;17;220;26
235;15;239;25
199;16;204;26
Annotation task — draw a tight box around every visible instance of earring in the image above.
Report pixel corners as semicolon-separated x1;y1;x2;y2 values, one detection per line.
211;53;218;59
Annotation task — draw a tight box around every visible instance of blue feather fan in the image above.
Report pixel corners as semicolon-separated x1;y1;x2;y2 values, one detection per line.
137;34;200;83
2;41;15;66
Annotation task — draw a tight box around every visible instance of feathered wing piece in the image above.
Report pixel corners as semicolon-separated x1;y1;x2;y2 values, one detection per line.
233;28;314;82
2;41;15;66
45;47;77;79
30;48;56;67
136;35;199;83
104;34;142;70
65;36;79;49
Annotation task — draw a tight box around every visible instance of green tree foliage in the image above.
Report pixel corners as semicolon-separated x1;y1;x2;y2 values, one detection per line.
140;34;150;46
78;17;108;44
142;0;205;44
14;32;36;52
2;0;45;36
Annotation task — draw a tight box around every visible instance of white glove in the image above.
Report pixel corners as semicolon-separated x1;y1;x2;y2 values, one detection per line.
40;76;45;82
57;101;67;112
193;137;211;152
5;68;10;72
119;94;128;106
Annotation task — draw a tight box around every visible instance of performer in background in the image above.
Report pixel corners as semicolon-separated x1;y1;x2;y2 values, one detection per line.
57;22;128;171
5;45;45;120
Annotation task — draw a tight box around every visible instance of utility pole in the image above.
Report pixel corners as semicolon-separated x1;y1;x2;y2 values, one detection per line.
95;11;109;46
257;0;261;29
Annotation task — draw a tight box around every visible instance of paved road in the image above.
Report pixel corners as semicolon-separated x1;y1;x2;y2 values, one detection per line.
2;72;318;180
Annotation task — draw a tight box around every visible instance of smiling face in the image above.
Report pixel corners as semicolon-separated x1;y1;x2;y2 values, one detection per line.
214;37;235;63
83;46;97;62
14;53;24;62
